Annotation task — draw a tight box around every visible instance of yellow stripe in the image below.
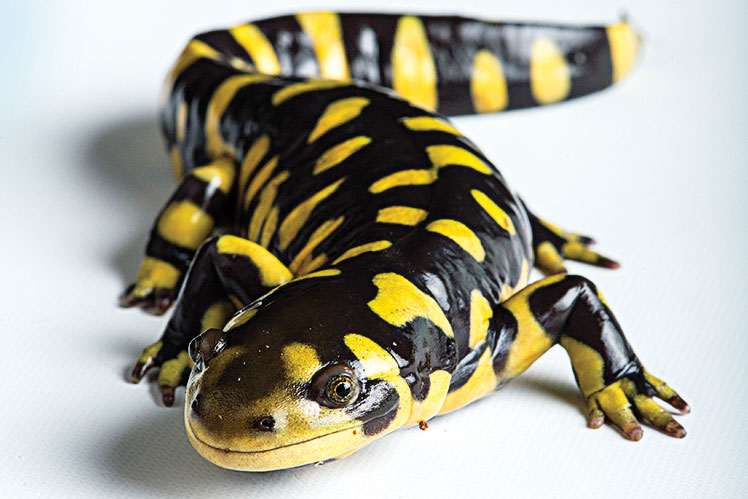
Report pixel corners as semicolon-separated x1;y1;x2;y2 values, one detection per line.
606;20;640;82
426;145;493;174
243;155;279;211
307;97;370;143
248;171;290;242
278;177;346;250
292;268;341;282
200;301;235;332
216;235;292;287
471;49;508;113
400;116;462;135
391;16;438;111
260;206;280;248
376;206;428;226
164;39;221;102
470;189;516;235
133;257;181;297
191;157;235;194
272;79;347;106
238;135;271;195
175;100;188;142
205;74;272;158
438;347;496;415
157;201;214;249
295;253;329;275
229;23;281;75
368;272;454;338
332;240;392;264
530;37;571;105
426;219;485;262
224;308;258;331
369;169;437;194
468;289;493;348
295;12;350;80
344;334;400;379
288;216;345;274
313;136;372;174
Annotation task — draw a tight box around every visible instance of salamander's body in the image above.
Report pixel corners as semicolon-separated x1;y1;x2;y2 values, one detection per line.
122;13;689;471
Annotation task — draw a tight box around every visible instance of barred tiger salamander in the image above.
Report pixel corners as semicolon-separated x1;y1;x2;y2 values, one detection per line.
121;12;690;471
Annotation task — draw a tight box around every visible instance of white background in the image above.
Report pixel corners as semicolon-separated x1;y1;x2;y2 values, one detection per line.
2;1;746;497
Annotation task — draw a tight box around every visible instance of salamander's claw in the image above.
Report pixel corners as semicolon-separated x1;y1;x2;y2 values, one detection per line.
130;360;153;384
157;351;194;407
586;369;689;441
120;285;176;315
161;386;176;407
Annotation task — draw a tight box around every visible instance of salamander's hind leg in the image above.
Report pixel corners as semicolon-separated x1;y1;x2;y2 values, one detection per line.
525;208;620;275
131;234;292;406
495;274;689;440
120;157;236;315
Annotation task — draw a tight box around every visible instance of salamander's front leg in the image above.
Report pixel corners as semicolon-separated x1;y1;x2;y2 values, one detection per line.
121;157;236;314
131;234;292;406
525;208;620;275
496;274;689;440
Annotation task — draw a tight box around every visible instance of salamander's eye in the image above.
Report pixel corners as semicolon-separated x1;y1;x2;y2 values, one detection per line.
312;365;360;408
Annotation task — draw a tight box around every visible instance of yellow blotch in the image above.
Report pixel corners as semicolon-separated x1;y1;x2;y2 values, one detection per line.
200;301;235;332
607;20;640;82
272;79;348;106
332;240;391;264
470;189;516;235
468;289;493;348
243;155;279;211
438;348;497;415
344;334;400;379
500;258;530;302
376;206;428;226
137;340;163;364
288;216;345;275
282;343;321;383
530;37;571;105
248;170;290;242
368;169;437;194
238;135;270;196
307;97;370;143
408;370;452;424
368;273;454;338
157;201;214;250
292;268;341;282
426;219;485;262
192;157;236;194
224;308;258;331
400;116;462;135
471;49;508;113
313;136;372;174
205;74;273;158
169;145;184;180
278;177;346;250
391;16;438;111
562;241;601;265
216;235;292;287
296;12;350;80
260;206;279;248
229;23;281;75
158;351;194;387
500;275;565;379
426;145;493;175
131;258;181;299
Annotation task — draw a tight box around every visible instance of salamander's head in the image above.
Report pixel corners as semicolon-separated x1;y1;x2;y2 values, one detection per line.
183;272;416;471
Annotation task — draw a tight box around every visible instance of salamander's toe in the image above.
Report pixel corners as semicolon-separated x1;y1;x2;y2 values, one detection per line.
120;285;176;315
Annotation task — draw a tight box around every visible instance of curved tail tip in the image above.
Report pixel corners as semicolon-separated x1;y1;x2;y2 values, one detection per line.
607;18;642;82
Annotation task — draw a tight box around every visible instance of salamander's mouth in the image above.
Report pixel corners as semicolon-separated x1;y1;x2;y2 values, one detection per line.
185;409;367;471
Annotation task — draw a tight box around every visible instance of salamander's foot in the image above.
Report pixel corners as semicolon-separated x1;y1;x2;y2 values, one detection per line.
120;284;176;315
529;216;619;275
130;340;193;407
120;256;182;315
586;369;689;440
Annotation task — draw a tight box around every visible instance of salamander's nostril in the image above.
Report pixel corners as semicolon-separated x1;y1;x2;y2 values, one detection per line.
255;416;275;432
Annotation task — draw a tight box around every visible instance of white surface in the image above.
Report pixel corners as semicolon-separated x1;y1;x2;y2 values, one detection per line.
2;1;746;497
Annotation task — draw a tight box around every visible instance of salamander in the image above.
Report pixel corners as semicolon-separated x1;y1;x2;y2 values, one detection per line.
121;12;690;471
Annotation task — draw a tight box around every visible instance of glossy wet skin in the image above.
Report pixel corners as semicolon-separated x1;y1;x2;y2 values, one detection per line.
184;276;414;470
